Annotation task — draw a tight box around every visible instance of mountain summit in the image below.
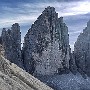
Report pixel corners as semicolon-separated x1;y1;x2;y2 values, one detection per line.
22;6;70;75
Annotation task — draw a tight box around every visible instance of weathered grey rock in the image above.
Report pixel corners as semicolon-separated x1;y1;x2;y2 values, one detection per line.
0;45;53;90
74;20;90;77
1;23;23;68
69;51;77;75
22;6;70;75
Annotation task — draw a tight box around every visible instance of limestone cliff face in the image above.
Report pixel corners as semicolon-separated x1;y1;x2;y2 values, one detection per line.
1;23;23;68
74;20;90;76
22;6;70;75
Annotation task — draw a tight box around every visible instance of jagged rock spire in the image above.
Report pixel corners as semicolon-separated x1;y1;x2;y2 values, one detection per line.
22;6;70;75
1;23;23;68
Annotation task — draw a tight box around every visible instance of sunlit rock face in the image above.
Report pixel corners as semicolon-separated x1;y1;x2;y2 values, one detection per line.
22;6;70;75
1;23;23;68
74;20;90;77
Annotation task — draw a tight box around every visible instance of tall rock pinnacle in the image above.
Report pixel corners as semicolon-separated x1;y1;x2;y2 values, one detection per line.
22;6;70;75
74;20;90;77
1;23;23;68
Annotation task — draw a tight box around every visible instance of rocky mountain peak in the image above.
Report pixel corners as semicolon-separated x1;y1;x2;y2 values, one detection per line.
43;6;56;14
12;23;19;27
22;6;70;75
37;6;58;25
1;23;23;69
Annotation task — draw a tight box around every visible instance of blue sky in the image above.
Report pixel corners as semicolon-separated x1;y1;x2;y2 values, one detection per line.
0;0;90;51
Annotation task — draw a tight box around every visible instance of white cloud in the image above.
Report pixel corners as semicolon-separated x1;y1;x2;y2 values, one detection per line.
67;1;90;15
0;0;90;28
0;15;38;28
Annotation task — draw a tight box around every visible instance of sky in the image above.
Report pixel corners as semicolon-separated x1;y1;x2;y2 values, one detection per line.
0;0;90;51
